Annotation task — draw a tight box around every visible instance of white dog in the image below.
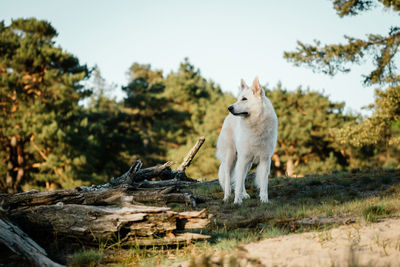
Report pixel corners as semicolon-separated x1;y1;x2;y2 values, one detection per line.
216;77;278;204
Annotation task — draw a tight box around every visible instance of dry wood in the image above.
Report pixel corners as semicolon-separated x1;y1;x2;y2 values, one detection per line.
110;160;176;186
130;188;196;207
122;159;143;185
0;187;125;210
176;136;206;172
131;161;176;182
8;204;210;246
0;212;64;267
137;178;199;189
1;136;212;251
0;183;209;210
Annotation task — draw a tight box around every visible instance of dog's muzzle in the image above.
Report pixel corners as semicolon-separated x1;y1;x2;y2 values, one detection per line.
228;106;249;116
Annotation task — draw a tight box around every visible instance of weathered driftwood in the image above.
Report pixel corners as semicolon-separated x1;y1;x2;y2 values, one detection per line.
0;182;211;211
111;160;176;186
176;136;205;172
111;136;206;187
0;212;64;267
8;204;210;246
0;135;212;263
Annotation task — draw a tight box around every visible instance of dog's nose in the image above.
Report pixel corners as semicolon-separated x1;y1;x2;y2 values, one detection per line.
228;106;233;112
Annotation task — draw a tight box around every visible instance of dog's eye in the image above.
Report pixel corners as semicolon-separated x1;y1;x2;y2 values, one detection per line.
241;97;247;101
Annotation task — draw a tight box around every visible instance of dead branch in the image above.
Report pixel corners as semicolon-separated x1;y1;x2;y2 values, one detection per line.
176;136;205;172
110;160;176;186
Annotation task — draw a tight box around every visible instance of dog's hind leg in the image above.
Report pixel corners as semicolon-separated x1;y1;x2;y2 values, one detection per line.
256;157;271;203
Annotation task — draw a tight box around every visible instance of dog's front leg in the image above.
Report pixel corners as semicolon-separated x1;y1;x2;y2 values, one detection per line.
242;163;252;199
234;157;251;205
256;157;271;203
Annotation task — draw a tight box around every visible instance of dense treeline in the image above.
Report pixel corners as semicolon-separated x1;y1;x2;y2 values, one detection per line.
1;16;399;193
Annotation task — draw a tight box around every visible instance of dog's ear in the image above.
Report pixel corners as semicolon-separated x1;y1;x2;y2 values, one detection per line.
240;79;248;91
251;76;263;97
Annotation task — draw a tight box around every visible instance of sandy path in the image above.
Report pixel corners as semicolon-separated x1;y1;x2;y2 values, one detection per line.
172;218;400;267
244;218;400;267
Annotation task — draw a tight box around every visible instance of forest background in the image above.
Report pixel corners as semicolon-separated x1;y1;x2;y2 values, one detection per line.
1;0;399;193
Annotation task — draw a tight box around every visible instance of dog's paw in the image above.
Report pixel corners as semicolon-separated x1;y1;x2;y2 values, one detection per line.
242;191;250;199
234;197;243;205
260;194;269;203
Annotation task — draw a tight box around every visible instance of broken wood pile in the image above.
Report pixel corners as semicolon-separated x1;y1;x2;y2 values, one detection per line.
0;136;212;266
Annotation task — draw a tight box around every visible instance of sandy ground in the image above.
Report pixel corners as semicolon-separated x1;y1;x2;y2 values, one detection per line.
244;217;400;267
173;217;400;267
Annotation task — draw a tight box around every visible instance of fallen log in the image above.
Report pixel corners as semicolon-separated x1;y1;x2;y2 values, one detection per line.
9;204;211;246
0;135;213;259
0;212;64;267
0;182;211;211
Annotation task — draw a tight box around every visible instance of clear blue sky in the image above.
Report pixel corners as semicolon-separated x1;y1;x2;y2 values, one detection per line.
1;0;398;113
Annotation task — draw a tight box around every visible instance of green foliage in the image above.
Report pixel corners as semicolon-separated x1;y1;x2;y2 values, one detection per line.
122;62;191;165
89;61;387;179
3;15;398;191
335;86;400;147
332;0;400;17
70;250;103;267
121;58;229;178
266;83;355;176
362;204;393;222
284;0;400;152
167;92;235;179
88;61;358;179
0;18;89;192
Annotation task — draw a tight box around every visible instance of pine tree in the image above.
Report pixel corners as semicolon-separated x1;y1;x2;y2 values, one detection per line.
73;66;140;184
163;59;227;179
122;63;189;165
266;83;356;176
0;18;89;192
284;0;400;149
117;59;227;178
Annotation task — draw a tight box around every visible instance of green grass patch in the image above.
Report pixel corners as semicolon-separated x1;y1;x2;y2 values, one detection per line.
362;204;394;222
70;250;103;267
72;169;400;266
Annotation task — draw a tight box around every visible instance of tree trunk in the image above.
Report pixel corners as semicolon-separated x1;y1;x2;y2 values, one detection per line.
272;154;283;177
286;157;294;177
6;136;25;194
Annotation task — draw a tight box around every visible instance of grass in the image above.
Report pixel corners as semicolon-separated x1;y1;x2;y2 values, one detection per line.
70;250;103;267
71;169;400;266
362;204;394;222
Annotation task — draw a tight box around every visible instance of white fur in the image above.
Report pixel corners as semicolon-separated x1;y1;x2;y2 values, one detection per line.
216;77;278;204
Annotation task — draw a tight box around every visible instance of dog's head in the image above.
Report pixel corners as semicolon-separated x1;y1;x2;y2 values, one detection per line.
228;77;265;117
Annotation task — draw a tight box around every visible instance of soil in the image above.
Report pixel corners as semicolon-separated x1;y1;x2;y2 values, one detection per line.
173;217;400;267
243;217;400;267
